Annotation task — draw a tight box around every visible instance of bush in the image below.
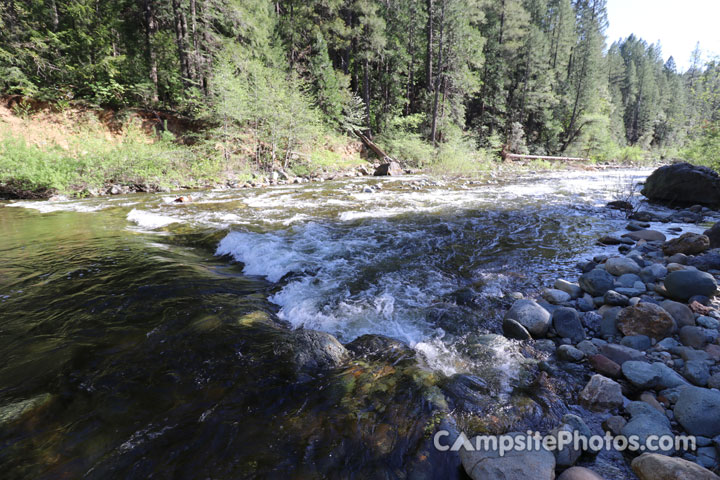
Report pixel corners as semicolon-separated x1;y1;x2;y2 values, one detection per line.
0;120;222;197
682;122;720;170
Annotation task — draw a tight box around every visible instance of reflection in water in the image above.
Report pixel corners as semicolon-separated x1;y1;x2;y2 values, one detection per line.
0;169;697;478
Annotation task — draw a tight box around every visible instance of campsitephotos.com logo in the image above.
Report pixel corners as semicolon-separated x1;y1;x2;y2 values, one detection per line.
434;430;696;456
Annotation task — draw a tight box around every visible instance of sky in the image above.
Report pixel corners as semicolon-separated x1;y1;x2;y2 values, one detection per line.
605;0;720;71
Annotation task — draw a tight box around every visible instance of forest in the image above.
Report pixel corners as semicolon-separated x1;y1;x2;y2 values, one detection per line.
1;0;719;174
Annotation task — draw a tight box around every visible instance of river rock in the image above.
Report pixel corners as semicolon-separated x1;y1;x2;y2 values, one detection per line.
557;467;605;480
621;401;674;454
623;230;667;243
622;361;662;389
502;318;532;340
679;326;713;349
558;345;585;362
617;302;675;339
604;290;630;306
589;354;621;378
704;222;720;249
552;307;585;343
642;162;720;207
635;453;720;480
605;256;641;275
373;161;403;176
683;360;710;386
579;268;615;297
459;431;556;480
674;387;720;437
664;270;718;301
640;264;668;283
660;300;696;328
555;279;583;299
542;288;571;304
504;300;551;338
663;233;711;256
600;343;645;365
621;335;652;350
689;252;720;272
579;374;624;412
654;362;691;389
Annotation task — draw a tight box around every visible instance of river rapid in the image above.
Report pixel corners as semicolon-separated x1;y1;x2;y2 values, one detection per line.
0;168;708;478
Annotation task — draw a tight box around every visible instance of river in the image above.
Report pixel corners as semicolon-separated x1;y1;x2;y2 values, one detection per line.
0;168;707;478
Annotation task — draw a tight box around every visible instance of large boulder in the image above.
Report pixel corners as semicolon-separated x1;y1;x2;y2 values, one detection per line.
579;268;615;297
663;233;711;256
674;386;720;437
504;300;551;338
641;162;720;207
616;303;676;339
664;270;718;301
579;375;624;412
704;222;720;249
373;161;403;176
632;453;720;480
460;432;556;480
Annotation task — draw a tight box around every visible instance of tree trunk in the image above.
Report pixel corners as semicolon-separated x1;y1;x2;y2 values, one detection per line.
143;0;159;103
363;57;372;137
425;0;433;92
430;0;445;145
172;0;191;87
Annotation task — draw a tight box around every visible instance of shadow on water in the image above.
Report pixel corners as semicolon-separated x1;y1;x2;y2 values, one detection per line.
0;173;648;478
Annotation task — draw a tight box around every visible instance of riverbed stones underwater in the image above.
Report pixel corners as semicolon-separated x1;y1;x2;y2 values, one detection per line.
491;202;720;479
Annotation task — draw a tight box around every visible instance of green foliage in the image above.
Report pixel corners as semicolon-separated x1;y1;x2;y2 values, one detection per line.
212;43;323;170
683;122;720;168
0;121;221;196
377;115;434;167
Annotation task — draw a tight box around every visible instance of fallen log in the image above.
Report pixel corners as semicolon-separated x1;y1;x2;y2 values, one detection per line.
504;153;590;162
355;131;394;162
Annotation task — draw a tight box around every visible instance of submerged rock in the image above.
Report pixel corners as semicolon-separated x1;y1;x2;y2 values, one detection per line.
346;334;415;363
281;329;349;370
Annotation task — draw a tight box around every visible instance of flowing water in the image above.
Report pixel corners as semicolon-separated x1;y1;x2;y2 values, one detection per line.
0;168;708;478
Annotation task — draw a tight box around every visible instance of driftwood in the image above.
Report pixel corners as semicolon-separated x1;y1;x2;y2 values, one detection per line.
355;131;393;162
503;153;590;162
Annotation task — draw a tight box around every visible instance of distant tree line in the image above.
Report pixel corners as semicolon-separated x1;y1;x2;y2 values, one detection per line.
1;0;718;163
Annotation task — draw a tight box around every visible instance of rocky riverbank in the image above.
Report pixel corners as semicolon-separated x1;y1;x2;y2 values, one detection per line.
483;166;720;479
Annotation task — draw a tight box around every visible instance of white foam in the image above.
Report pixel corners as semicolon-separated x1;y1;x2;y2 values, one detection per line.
126;209;181;229
7;200;105;213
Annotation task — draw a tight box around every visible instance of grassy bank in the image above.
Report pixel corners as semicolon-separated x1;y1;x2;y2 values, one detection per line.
0;100;676;200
